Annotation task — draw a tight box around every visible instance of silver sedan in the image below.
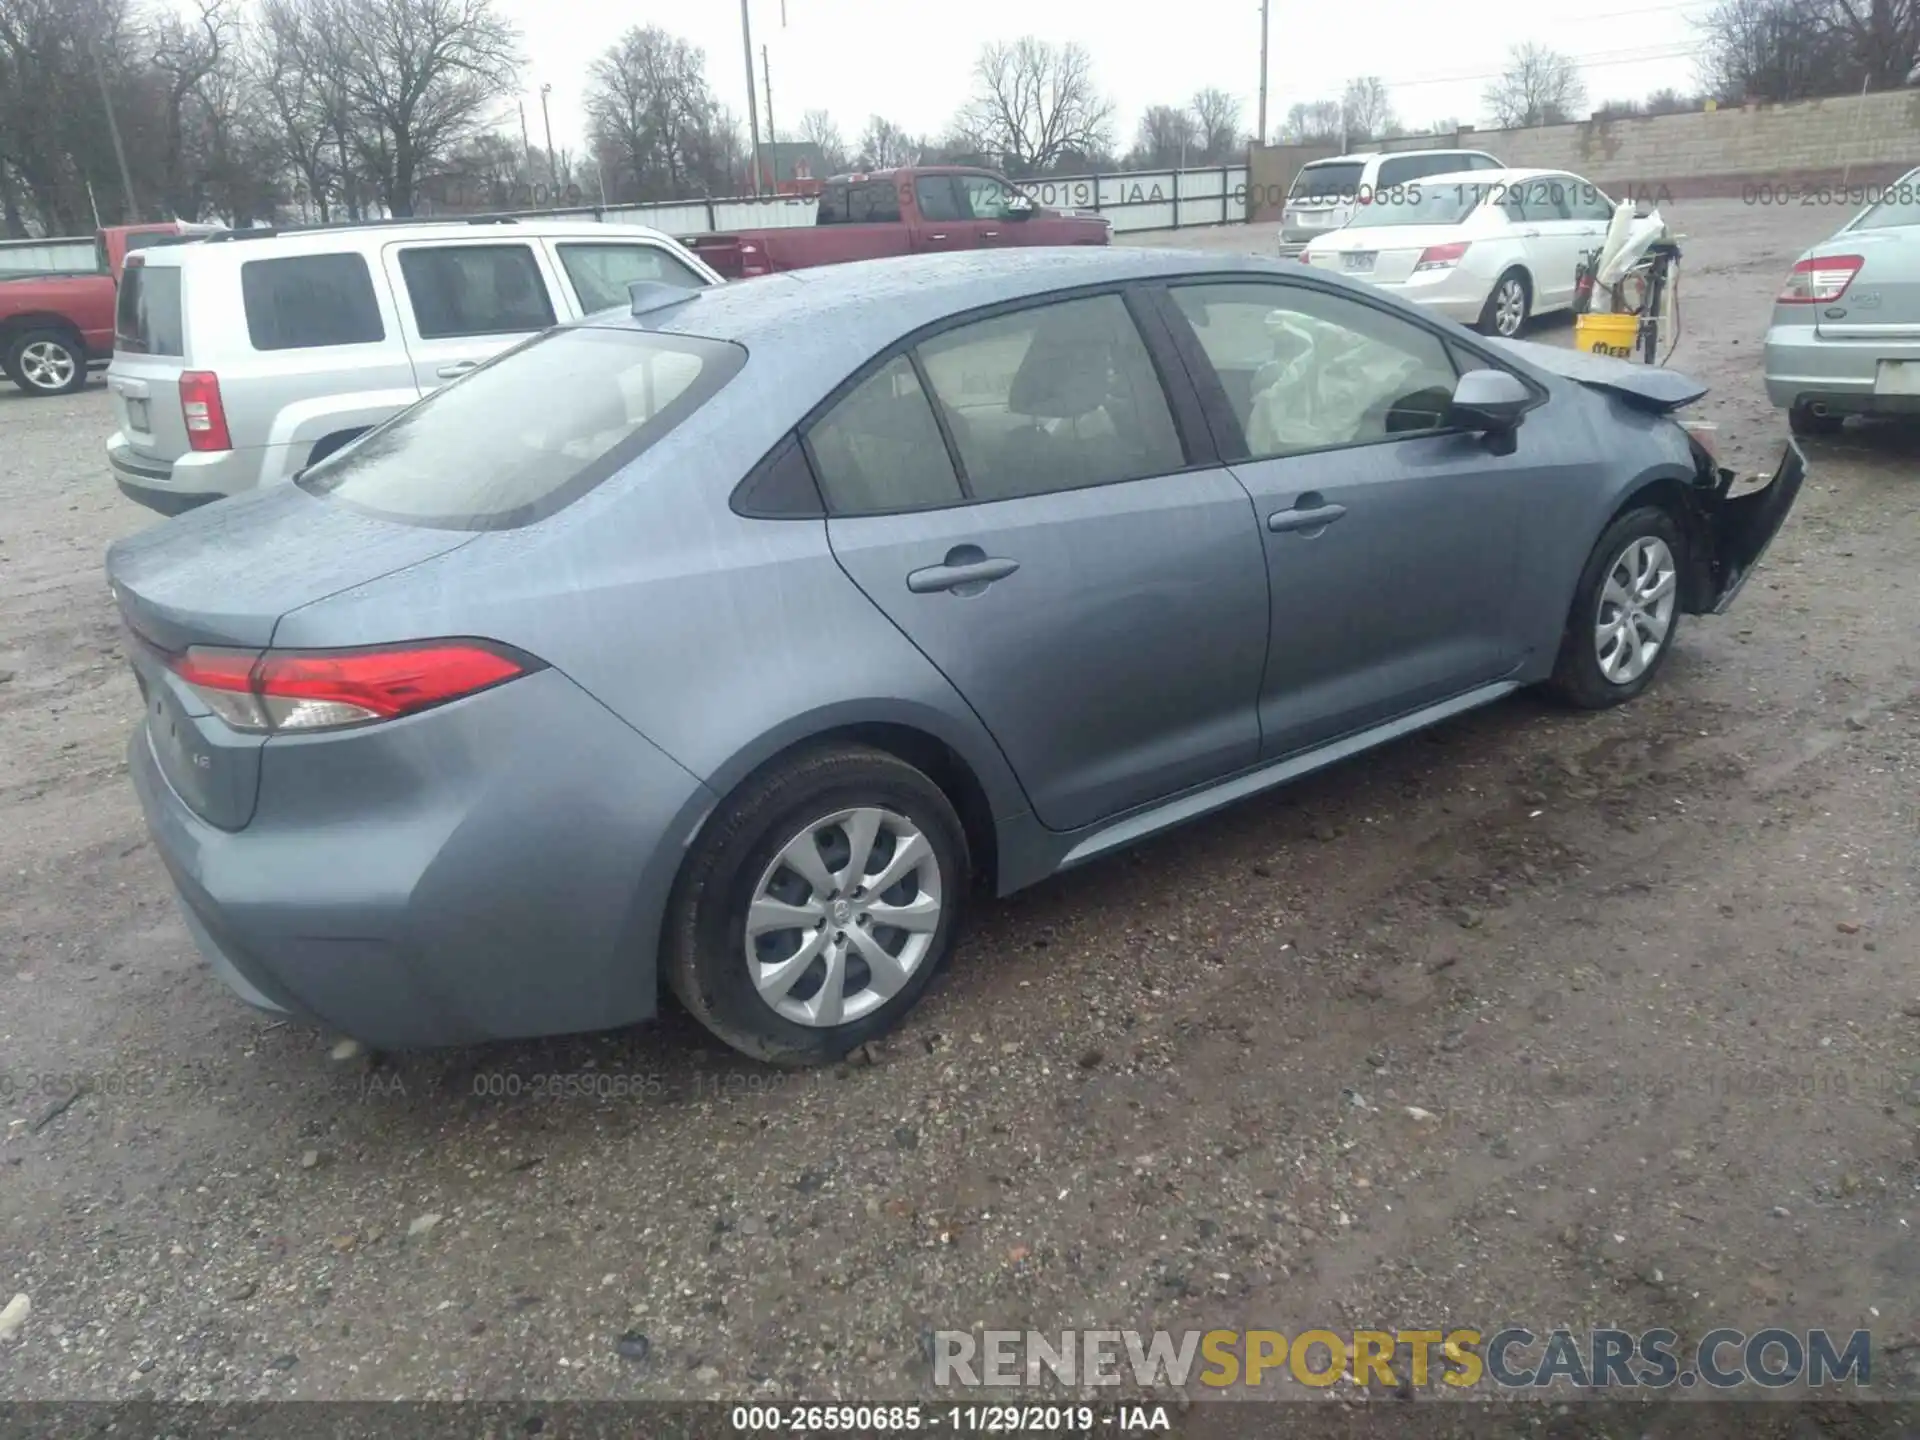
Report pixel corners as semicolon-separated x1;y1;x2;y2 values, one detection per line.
1764;166;1920;436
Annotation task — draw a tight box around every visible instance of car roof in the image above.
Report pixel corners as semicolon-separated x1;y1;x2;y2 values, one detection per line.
1303;148;1494;166
133;217;682;266
590;247;1303;357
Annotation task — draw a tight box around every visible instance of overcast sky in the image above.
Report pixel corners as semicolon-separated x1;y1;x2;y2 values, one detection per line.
493;0;1708;166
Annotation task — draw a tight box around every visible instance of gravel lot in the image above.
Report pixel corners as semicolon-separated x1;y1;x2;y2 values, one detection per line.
1;201;1916;1413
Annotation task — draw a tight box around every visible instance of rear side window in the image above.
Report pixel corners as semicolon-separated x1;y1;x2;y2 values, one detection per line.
806;356;963;513
241;253;385;351
397;243;556;339
915;176;964;222
298;327;745;529
556;243;704;314
820;180;902;224
114;262;184;356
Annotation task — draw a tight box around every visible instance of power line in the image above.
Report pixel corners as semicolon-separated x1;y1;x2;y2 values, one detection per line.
1382;43;1705;91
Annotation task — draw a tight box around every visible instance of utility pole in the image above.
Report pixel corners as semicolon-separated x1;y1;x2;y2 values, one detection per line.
86;1;138;220
740;0;762;195
540;84;558;191
762;45;777;185
519;101;533;173
1256;0;1270;148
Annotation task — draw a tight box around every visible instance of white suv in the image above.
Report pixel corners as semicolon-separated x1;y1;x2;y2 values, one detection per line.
105;217;724;515
1278;148;1503;256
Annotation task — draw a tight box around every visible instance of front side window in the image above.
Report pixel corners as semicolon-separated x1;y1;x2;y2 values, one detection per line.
298;327;744;529
913;294;1184;502
1170;281;1460;457
556;243;704;315
957;174;1017;220
397;243;556;340
241;253;385;351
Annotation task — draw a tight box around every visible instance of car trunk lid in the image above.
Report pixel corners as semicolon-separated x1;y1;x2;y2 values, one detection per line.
107;482;476;829
1811;228;1920;345
1308;224;1471;283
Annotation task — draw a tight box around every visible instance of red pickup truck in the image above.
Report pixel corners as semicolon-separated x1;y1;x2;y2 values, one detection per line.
1;222;204;397
681;166;1111;280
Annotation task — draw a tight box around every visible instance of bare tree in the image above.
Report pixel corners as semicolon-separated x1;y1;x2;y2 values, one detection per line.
1340;76;1395;142
1484;43;1588;126
1644;87;1697;113
1129;104;1196;168
330;0;522;216
794;108;847;174
1274;99;1344;144
1190;86;1241;163
584;25;737;202
853;114;919;169
252;0;357;219
952;37;1114;177
1696;0;1861;100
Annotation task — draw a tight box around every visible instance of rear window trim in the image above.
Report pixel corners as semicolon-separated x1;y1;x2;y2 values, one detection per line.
296;322;748;532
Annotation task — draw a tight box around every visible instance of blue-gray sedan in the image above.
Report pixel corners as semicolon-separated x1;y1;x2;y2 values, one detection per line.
107;247;1803;1064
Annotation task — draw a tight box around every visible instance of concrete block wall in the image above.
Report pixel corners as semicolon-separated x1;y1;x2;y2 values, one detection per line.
1247;88;1920;217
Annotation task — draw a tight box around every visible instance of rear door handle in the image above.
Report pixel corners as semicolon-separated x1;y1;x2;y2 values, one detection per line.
929;233;948;242
983;231;999;239
906;554;1020;594
1268;503;1348;534
436;360;478;380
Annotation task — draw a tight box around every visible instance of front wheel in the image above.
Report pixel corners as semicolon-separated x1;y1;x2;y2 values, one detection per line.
1547;506;1685;710
663;745;970;1065
6;329;88;396
1476;270;1531;339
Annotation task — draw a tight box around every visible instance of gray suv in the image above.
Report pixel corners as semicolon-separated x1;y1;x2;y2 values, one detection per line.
104;218;722;515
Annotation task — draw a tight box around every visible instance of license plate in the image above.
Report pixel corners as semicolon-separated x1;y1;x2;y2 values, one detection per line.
1874;360;1920;396
126;397;150;431
1343;252;1376;274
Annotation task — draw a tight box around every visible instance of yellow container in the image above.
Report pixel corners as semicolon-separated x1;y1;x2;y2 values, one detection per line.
1575;311;1642;360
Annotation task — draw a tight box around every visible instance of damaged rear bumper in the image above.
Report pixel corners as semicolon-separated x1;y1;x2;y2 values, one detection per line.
1693;440;1807;615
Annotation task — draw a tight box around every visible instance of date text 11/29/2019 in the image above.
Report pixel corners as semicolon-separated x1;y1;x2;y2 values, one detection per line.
728;1404;1171;1432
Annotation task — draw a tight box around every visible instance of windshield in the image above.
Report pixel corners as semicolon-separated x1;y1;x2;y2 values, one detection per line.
298;325;746;530
1290;162;1364;202
1352;182;1487;228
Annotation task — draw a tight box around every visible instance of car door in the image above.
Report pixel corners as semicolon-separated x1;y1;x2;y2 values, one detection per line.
814;289;1271;832
954;173;1025;247
1158;276;1552;760
910;175;987;253
383;239;563;393
544;237;710;317
1510;176;1587;310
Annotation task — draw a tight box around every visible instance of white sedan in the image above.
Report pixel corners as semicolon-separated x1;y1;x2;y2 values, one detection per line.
1299;166;1618;337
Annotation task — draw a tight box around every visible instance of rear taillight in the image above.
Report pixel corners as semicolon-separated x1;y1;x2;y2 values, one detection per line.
1777;254;1863;304
1415;242;1471;272
1297;250;1314;265
179;371;231;451
172;641;536;733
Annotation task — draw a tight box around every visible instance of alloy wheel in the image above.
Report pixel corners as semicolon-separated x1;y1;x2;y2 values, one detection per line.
744;806;944;1028
19;340;76;392
1493;278;1527;337
1594;535;1677;685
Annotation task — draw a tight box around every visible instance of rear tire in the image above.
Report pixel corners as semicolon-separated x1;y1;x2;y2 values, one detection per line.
1476;269;1532;339
1547;505;1686;710
6;328;88;396
1787;402;1844;438
663;744;970;1066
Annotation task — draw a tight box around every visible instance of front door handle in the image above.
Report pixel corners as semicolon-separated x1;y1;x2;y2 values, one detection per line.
436;360;479;380
983;231;1000;239
1268;503;1348;535
929;233;948;242
907;550;1020;594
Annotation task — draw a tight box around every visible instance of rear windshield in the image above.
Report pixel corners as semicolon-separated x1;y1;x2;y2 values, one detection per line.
1290;162;1365;201
1853;184;1920;231
114;262;184;356
297;325;746;530
1353;182;1488;227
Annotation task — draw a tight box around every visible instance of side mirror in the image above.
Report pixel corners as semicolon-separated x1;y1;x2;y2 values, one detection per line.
1005;193;1037;220
1447;368;1534;433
